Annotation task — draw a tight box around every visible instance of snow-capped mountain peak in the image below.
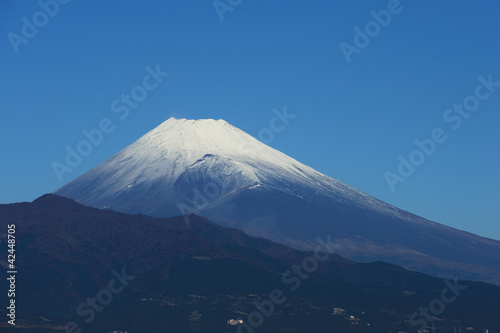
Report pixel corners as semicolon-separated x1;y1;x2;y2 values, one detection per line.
56;117;404;219
54;117;500;285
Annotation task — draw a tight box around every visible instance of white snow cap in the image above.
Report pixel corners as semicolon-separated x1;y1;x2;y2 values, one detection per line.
130;117;296;166
56;117;415;221
115;117;317;184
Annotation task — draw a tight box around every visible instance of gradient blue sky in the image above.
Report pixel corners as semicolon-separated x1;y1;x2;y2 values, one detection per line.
1;1;499;240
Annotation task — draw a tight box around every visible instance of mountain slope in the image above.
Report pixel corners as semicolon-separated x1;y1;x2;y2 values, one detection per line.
1;194;499;332
55;118;500;285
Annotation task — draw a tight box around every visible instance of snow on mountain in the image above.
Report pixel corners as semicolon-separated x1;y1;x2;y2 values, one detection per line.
55;117;500;285
58;118;421;220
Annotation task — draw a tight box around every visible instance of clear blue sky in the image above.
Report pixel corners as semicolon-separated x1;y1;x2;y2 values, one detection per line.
1;0;499;240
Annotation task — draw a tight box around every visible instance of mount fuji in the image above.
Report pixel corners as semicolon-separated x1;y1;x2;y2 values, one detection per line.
55;118;500;285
